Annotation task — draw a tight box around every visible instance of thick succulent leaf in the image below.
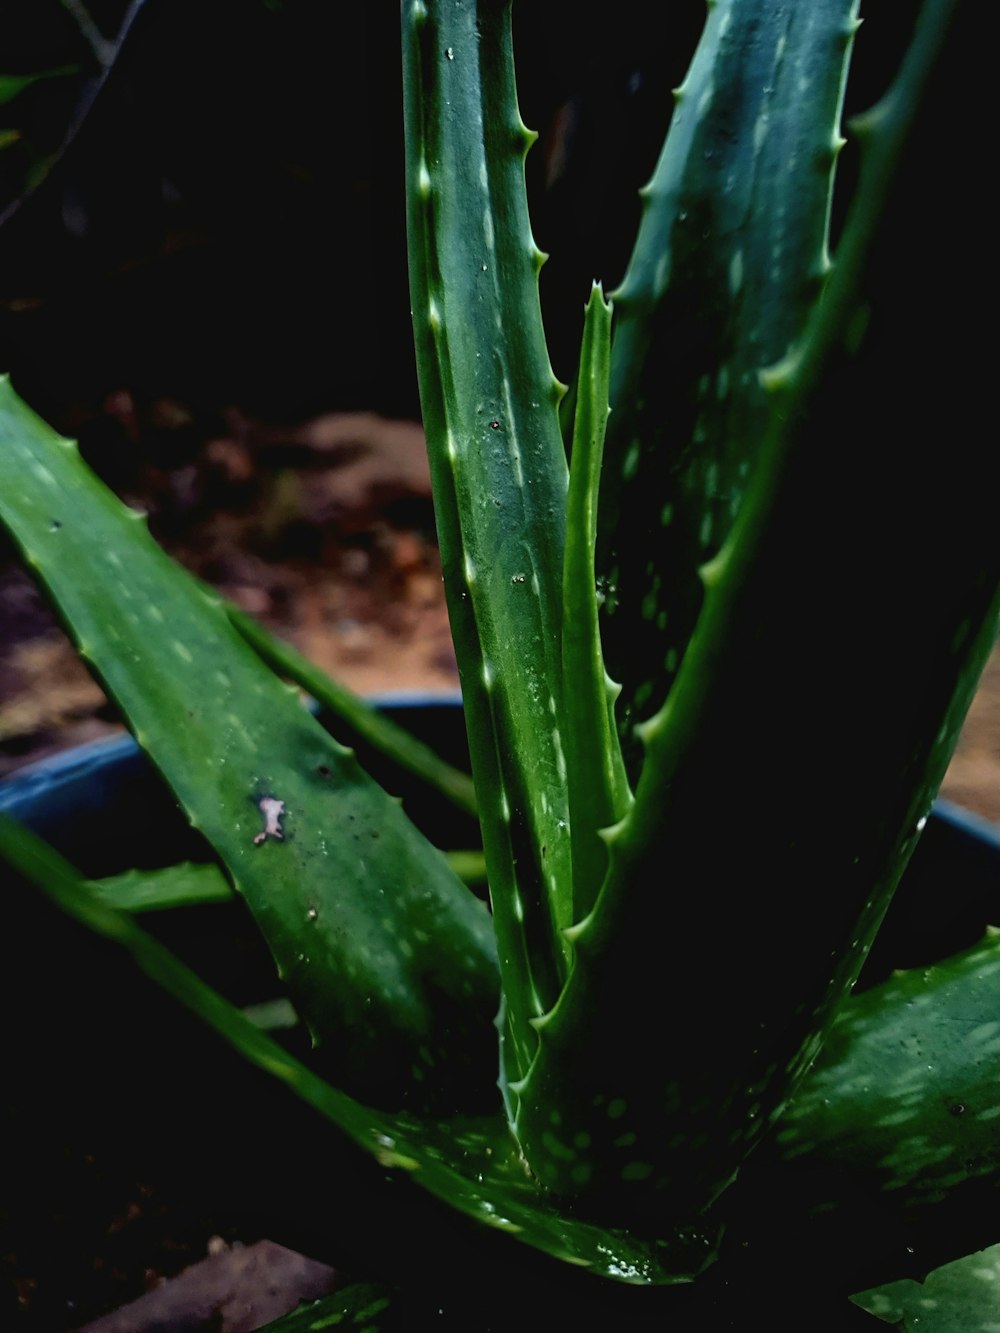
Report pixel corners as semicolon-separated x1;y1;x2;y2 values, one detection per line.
561;284;632;919
91;850;488;914
850;1245;1000;1331
0;378;498;1105
403;0;573;1090
0;812;716;1285
721;934;1000;1297
3;807;992;1295
257;1284;398;1331
597;0;860;762
226;600;477;818
91;861;234;912
514;0;1000;1213
775;932;1000;1227
781;932;1000;1195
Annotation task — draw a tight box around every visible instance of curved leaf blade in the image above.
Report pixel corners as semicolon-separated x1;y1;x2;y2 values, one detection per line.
1;811;715;1285
851;1245;1000;1331
0;378;498;1105
404;0;582;1099
776;932;1000;1215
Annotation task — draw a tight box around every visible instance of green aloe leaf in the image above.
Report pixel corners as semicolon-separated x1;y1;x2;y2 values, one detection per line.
560;283;631;919
717;932;1000;1297
1;0;993;1309
90;849;488;915
257;1283;398;1331
775;931;1000;1224
851;1245;1000;1331
4;806;993;1294
597;0;860;760
403;0;574;1097
0;377;498;1106
0;811;717;1284
90;861;234;912
225;600;477;818
512;0;1000;1215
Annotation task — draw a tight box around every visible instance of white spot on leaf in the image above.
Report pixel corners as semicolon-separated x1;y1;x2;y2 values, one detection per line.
254;796;286;845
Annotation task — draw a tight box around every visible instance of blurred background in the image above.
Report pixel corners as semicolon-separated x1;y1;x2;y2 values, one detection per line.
0;0;996;824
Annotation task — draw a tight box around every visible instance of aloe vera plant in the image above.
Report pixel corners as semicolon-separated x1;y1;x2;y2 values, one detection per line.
1;0;998;1327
